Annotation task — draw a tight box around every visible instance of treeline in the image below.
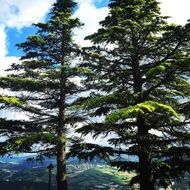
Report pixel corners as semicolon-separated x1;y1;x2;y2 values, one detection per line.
0;0;190;190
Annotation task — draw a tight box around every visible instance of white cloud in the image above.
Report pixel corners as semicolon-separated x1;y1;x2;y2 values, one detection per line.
0;0;55;29
0;57;20;76
74;0;108;46
159;0;190;25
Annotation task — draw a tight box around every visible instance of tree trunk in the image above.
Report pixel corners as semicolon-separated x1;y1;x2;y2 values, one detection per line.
132;57;155;190
56;101;67;190
138;117;155;190
57;62;67;190
139;153;155;190
57;139;67;190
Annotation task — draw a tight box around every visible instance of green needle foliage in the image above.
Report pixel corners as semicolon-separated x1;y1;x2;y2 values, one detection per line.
70;0;190;189
0;96;23;107
0;1;84;190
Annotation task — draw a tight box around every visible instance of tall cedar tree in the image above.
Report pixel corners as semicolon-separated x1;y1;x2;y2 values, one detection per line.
70;0;190;189
0;0;84;190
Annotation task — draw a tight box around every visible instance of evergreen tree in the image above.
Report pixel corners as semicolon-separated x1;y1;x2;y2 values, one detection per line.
70;0;190;189
0;0;84;189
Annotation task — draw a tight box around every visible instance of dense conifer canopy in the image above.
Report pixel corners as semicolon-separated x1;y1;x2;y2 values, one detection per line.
70;0;190;189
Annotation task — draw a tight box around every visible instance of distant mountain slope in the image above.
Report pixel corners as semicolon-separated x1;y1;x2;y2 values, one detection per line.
0;156;132;190
0;156;189;190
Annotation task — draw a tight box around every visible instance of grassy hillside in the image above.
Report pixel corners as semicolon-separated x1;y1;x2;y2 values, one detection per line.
67;165;133;190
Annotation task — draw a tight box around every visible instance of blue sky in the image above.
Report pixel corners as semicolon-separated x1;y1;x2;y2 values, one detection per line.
7;27;37;57
1;0;190;72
